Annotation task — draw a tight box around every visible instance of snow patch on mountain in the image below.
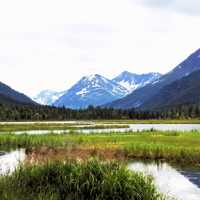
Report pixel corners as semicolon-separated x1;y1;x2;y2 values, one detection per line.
113;71;162;93
76;88;89;97
54;74;128;109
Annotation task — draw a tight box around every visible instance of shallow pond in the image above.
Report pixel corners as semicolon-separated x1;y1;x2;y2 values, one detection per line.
82;124;200;133
10;124;200;135
129;162;200;200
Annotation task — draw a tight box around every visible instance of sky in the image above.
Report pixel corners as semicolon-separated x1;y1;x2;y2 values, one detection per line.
0;0;200;97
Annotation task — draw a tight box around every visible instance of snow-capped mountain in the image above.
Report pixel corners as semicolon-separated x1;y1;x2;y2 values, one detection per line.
33;90;65;105
112;71;162;93
54;74;128;109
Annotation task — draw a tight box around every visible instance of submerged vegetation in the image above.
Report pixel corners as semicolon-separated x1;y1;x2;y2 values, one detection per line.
0;159;165;200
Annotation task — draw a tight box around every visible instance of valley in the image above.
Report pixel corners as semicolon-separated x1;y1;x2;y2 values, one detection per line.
1;0;200;199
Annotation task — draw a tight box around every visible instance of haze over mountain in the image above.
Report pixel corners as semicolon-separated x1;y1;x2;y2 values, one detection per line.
0;81;35;105
33;90;65;105
106;48;200;109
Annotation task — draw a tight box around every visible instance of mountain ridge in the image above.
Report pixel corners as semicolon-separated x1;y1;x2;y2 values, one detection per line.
0;81;36;105
106;48;200;109
142;70;200;110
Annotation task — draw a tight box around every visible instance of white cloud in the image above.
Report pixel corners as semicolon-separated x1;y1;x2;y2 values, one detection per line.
0;0;199;96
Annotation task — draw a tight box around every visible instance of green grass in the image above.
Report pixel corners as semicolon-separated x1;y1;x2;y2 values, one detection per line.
0;159;165;200
1;130;200;165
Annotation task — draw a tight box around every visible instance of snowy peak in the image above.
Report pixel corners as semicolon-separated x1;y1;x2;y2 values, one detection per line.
83;74;103;82
79;74;109;89
75;74;128;97
112;71;162;93
33;90;65;105
53;74;128;109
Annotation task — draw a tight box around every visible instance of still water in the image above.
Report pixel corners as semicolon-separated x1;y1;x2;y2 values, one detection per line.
10;124;200;135
129;162;200;200
0;150;200;199
0;149;26;175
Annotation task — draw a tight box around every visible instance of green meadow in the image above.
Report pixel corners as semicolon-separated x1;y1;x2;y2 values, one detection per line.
1;130;200;165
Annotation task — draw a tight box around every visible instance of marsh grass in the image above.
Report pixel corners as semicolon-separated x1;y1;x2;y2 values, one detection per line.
0;159;165;200
1;131;200;165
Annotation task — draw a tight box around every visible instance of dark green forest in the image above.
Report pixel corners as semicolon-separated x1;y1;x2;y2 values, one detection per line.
0;103;200;121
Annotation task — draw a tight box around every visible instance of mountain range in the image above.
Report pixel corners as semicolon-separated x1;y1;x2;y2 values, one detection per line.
2;48;200;111
107;48;200;110
34;72;161;109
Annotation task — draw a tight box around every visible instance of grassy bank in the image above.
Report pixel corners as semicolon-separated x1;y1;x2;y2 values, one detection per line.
1;131;200;165
0;159;165;200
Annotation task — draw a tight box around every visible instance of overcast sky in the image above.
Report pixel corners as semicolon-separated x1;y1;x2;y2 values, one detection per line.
0;0;200;97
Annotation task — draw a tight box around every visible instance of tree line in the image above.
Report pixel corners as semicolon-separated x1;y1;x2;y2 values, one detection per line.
0;103;200;121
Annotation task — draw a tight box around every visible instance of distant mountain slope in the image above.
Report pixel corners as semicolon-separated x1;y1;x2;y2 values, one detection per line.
0;81;35;105
0;93;22;105
106;48;200;109
142;70;200;110
112;71;161;93
54;74;128;109
33;90;65;105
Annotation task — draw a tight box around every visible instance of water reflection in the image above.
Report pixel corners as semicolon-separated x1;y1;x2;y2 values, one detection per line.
0;149;26;175
129;124;200;132
128;162;200;200
3;124;200;135
180;170;200;188
14;130;69;135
